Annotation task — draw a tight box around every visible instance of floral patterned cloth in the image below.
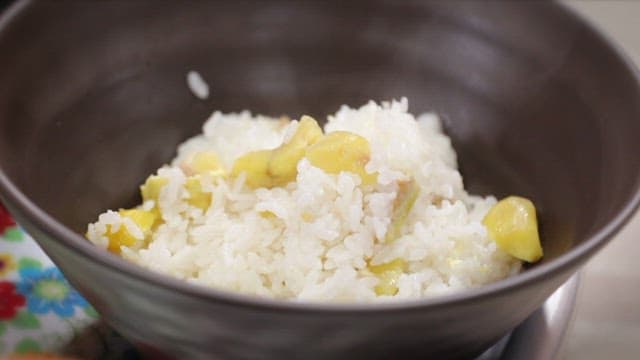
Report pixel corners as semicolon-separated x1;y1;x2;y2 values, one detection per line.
0;202;138;358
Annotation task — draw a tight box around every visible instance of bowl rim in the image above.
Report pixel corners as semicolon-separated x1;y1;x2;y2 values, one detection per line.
1;0;640;313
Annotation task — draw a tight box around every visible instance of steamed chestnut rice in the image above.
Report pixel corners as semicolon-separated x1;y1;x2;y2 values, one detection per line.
86;98;541;302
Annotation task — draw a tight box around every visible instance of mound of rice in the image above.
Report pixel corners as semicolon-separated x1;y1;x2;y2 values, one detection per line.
86;98;521;302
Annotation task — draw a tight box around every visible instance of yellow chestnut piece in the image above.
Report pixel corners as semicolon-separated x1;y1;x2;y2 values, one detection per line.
140;175;168;203
259;210;277;219
369;258;407;296
185;176;212;211
119;209;156;233
482;196;543;262
385;178;420;243
106;209;157;253
269;115;323;185
231;149;275;189
305;131;377;185
188;151;227;177
231;116;323;188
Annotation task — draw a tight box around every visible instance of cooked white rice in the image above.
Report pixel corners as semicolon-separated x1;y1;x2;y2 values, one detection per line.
186;70;209;100
86;98;521;302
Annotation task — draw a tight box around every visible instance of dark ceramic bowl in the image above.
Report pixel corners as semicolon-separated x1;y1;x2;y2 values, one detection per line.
1;1;640;359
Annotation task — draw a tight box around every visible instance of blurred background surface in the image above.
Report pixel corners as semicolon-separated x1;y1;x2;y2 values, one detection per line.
563;3;640;359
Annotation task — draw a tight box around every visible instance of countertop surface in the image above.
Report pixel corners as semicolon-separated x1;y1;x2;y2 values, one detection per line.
562;3;640;359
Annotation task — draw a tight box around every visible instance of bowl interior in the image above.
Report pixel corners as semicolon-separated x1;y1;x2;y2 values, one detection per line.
1;0;640;268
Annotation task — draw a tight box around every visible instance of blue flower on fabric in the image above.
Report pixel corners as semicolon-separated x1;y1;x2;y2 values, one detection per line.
15;266;87;318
